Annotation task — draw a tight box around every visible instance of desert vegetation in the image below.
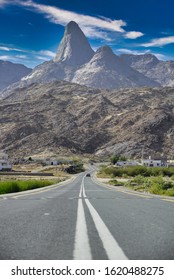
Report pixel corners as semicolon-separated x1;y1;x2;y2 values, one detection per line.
98;165;174;196
0;179;59;195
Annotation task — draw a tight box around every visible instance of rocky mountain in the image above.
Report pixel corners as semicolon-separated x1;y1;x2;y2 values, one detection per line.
72;46;159;89
120;54;174;87
2;21;158;94
0;81;173;158
17;21;94;88
0;60;31;90
54;21;94;66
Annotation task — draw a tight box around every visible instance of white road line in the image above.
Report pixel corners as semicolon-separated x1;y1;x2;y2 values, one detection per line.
74;175;128;259
79;177;84;198
83;178;128;260
73;176;92;260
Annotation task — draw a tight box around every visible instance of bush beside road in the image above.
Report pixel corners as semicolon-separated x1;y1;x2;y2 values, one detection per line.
98;165;174;196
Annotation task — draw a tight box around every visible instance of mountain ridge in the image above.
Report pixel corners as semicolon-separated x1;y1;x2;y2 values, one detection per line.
0;60;31;91
0;81;174;158
0;21;161;96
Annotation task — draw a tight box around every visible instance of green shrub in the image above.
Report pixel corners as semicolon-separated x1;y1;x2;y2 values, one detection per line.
109;179;124;186
165;188;174;196
147;177;174;195
0;180;55;194
132;175;146;184
99;165;174;179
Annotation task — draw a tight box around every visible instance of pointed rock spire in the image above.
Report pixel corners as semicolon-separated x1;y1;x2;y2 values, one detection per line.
54;21;94;66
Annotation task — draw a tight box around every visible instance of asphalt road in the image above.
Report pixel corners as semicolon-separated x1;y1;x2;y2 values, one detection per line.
0;171;174;260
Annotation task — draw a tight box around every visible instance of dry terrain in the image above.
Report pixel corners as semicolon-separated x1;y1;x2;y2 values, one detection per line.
0;81;174;158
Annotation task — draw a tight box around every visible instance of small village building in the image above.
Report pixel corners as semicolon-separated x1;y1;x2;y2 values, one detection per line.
44;159;60;166
44;158;74;166
142;158;167;167
116;161;140;167
0;152;12;171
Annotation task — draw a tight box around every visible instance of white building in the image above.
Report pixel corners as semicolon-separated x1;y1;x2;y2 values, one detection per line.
142;158;167;167
116;161;140;167
44;159;59;166
0;152;12;171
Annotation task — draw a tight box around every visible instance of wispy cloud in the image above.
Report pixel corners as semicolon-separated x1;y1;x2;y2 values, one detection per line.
0;46;10;51
35;50;56;61
16;0;135;41
19;0;126;35
116;48;150;55
0;44;56;58
0;0;144;41
0;55;11;60
142;36;174;47
124;31;144;39
0;0;7;6
0;0;17;7
0;45;25;52
38;50;56;58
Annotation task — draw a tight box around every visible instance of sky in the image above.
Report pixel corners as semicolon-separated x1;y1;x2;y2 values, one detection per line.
0;0;174;68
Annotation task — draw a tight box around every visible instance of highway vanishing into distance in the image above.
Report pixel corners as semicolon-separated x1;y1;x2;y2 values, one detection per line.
0;169;174;260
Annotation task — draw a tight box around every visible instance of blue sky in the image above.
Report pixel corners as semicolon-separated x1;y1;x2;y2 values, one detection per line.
0;0;174;68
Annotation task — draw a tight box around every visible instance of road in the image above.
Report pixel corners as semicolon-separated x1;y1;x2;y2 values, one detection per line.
0;170;174;260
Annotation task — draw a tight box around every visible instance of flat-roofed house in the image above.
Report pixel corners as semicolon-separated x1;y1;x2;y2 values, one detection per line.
0;152;12;171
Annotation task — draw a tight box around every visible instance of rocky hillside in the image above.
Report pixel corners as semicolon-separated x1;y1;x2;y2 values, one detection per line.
0;60;31;90
4;21;158;94
72;46;158;89
120;54;174;87
0;81;173;158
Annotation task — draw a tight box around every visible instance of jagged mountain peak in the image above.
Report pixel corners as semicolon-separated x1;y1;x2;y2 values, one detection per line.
96;45;113;54
120;53;159;66
66;21;80;33
54;21;94;66
87;45;121;69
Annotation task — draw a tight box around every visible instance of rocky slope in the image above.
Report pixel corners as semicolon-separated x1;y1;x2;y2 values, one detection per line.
0;81;173;158
54;21;94;66
120;54;174;86
3;21;158;94
0;60;31;90
73;46;158;89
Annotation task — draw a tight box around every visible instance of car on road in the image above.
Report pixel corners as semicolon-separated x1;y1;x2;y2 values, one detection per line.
86;173;91;177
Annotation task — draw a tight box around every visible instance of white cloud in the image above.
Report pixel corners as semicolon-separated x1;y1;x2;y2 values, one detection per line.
15;54;27;59
0;0;6;6
38;50;56;58
0;45;26;52
116;48;151;55
0;55;11;60
124;31;144;39
17;0;128;41
142;36;174;47
0;44;55;59
19;1;126;33
0;46;10;51
0;0;16;7
0;0;144;42
36;56;48;61
153;53;169;61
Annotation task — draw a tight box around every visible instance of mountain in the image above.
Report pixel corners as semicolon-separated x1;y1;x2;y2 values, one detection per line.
120;54;174;86
54;21;94;66
18;21;94;88
0;60;31;90
73;46;159;89
0;81;173;158
1;21;160;94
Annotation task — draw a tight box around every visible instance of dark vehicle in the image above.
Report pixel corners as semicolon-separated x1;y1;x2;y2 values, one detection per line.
86;173;91;177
